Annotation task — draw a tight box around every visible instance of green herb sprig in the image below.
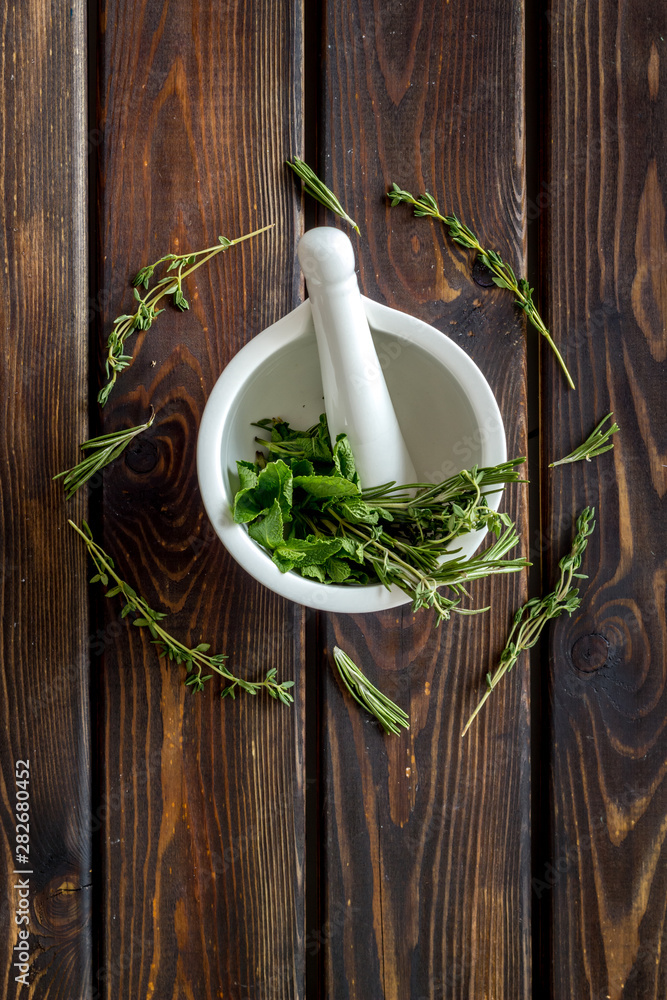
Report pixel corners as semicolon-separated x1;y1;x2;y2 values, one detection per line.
286;158;360;234
234;415;528;625
550;413;618;467
332;646;409;735
69;520;294;704
462;506;596;736
387;183;575;390
99;224;273;406
54;408;155;499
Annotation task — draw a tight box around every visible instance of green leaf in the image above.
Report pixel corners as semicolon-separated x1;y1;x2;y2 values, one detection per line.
292;475;360;499
333;434;360;485
248;499;285;550
339;537;367;564
291;458;315;478
491;274;512;290
300;563;327;582
324;557;352;583
272;550;299;574
258;459;293;515
233;459;293;523
274;535;344;567
233;488;268;524
336;498;379;524
236;460;259;490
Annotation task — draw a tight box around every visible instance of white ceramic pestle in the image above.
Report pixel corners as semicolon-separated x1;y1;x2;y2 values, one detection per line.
297;227;417;489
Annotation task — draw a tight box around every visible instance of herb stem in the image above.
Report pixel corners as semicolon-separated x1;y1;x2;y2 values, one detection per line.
550;413;619;467
54;408;155;498
69;519;294;703
332;646;409;735
387;184;575;389
99;224;273;406
462;506;596;736
286;157;360;233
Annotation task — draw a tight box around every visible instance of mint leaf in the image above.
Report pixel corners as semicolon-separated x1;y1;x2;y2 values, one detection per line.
248;499;284;550
255;459;293;516
233;488;268;524
234;459;293;524
292;475;360;499
339;537;367;564
272;550;298;573
300;563;327;582
336;498;378;524
236;460;258;490
291;458;315;478
324;556;352;583
333;434;360;485
274;535;343;566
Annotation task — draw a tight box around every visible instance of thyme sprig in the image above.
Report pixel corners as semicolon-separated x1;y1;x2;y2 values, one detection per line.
332;646;409;735
286;157;360;233
54;408;155;499
387;183;575;390
462;506;596;736
550;413;618;467
69;520;294;704
99;224;273;406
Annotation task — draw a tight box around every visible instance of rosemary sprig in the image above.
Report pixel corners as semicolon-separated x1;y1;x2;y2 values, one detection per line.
550;413;618;467
462;506;596;737
286;157;360;234
387;183;575;390
69;520;294;704
332;646;409;735
342;518;528;625
54;408;155;499
99;224;273;406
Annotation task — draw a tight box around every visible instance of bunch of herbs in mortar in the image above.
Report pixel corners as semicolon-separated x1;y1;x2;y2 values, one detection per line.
233;414;528;624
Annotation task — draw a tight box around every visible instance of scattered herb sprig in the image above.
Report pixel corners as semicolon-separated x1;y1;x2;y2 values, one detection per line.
54;408;155;499
550;413;618;467
332;646;409;735
99;224;273;406
462;506;596;737
387;183;575;390
286;157;360;234
69;520;294;703
234;415;528;625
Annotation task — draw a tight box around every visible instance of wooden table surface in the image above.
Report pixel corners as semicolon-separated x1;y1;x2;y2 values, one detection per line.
1;1;665;998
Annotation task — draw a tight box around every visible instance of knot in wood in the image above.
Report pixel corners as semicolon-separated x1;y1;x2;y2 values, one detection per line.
125;438;158;474
472;255;496;287
571;632;609;673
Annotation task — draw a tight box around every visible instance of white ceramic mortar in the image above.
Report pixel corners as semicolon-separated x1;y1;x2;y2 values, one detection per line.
197;290;507;614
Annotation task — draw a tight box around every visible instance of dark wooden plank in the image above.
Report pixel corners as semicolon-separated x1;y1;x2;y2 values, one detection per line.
0;2;91;998
95;2;306;997
542;3;667;998
319;2;530;997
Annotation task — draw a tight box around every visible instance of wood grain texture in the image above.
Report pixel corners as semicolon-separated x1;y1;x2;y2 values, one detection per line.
542;2;667;998
0;2;90;998
318;2;531;997
95;2;306;997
